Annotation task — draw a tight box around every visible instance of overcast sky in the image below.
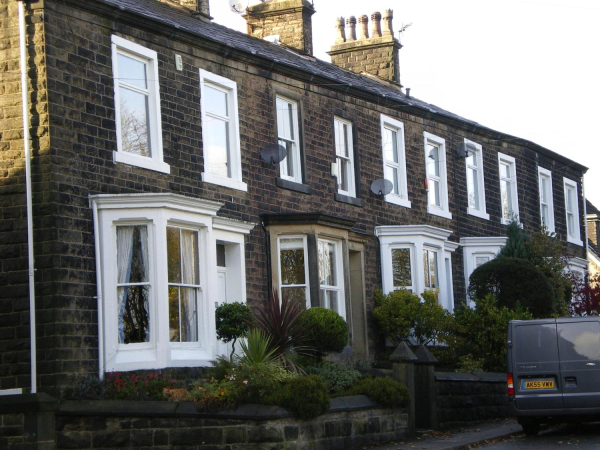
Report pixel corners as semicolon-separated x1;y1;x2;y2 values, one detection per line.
210;0;600;208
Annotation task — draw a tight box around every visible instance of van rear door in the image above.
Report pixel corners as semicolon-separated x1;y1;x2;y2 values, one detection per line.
557;318;600;409
511;320;563;410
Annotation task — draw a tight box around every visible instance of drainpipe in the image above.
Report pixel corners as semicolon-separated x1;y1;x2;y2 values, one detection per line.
582;176;589;272
92;199;104;379
18;0;37;394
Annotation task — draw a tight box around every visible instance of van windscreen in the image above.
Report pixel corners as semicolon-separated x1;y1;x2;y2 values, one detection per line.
514;323;558;363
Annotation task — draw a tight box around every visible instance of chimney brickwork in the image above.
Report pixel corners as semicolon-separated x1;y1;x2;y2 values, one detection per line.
245;0;316;55
173;0;212;21
328;9;402;85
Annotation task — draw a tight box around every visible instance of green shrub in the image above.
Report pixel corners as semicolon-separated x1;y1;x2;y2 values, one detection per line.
373;289;451;346
450;294;533;372
301;307;348;359
273;375;330;420
468;257;555;318
342;376;410;409
215;302;252;360
305;361;362;394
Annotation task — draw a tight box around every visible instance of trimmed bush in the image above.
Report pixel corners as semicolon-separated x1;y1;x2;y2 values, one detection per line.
215;302;252;360
306;361;362;394
342;376;410;409
468;257;555;318
273;375;331;420
301;307;348;358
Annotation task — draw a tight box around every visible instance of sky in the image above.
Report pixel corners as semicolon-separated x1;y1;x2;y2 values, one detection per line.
210;0;600;208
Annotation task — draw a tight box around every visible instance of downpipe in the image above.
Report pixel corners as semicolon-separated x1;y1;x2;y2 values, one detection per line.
18;0;37;394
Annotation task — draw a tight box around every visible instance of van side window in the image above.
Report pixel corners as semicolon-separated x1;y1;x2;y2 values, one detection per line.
514;324;558;363
558;322;600;361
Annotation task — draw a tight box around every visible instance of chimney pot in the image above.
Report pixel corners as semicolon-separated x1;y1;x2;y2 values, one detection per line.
382;9;394;36
346;16;357;41
371;12;382;38
358;15;369;40
335;17;346;44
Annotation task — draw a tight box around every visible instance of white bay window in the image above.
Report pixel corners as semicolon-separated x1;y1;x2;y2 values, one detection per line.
92;193;254;374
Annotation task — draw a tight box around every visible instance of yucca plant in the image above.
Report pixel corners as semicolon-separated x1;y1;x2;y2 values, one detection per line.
252;289;314;371
237;329;279;366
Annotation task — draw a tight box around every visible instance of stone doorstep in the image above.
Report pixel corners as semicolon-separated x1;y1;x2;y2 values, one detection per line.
57;394;383;420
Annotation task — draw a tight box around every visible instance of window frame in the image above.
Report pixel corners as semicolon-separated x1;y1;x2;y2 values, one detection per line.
464;139;489;220
390;245;415;292
423;132;452;219
111;35;169;174
199;69;247;192
381;115;410;208
275;95;302;184
334;116;356;198
563;177;583;246
91;193;254;375
277;235;311;309
497;152;520;225
538;167;555;233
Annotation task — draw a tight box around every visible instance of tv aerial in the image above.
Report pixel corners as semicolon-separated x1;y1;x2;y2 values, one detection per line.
229;0;249;14
260;143;287;164
370;178;393;196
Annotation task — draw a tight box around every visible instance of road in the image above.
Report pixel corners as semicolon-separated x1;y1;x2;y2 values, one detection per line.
480;422;600;448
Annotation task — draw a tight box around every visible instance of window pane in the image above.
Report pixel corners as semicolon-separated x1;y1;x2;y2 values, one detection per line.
169;286;180;342
167;227;181;284
319;241;337;286
567;213;575;236
541;204;549;226
466;149;476;168
475;256;490;268
429;180;440;206
281;286;306;303
392;248;412;288
117;225;149;284
428;144;440;177
204;85;228;117
181;229;199;285
500;162;510;179
383;127;398;163
429;251;438;288
337;158;348;192
386;165;399;195
216;243;226;267
204;119;229;177
117;53;147;89
180;287;198;342
118;285;150;344
280;139;295;178
540;177;547;203
566;187;574;213
119;87;150;157
320;289;338;314
280;239;305;285
467;167;479;209
501;179;512;218
558;322;600;361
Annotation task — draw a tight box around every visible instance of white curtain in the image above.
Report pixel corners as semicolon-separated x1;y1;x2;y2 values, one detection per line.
181;230;198;342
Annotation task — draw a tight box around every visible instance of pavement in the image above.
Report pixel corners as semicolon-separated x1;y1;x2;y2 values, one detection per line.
369;418;523;450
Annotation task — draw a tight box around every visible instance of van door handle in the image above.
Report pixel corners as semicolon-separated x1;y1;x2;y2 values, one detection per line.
565;377;577;387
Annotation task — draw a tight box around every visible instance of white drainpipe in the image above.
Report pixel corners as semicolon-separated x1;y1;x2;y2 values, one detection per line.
18;0;37;394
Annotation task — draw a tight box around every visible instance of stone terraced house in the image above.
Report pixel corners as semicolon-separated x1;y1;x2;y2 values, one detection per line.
0;0;589;396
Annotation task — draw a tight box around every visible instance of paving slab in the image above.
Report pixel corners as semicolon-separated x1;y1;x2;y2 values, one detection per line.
368;418;523;450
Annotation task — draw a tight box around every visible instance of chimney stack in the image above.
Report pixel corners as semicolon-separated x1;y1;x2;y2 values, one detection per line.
244;0;316;55
334;17;346;44
327;9;402;85
176;0;212;21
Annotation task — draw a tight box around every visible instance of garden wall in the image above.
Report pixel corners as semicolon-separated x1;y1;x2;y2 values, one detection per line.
0;394;408;449
435;372;509;430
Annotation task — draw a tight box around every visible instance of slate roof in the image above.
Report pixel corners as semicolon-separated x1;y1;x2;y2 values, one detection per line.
587;199;599;217
98;0;586;171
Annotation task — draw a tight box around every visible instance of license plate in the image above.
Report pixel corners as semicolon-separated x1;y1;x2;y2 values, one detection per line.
524;380;555;390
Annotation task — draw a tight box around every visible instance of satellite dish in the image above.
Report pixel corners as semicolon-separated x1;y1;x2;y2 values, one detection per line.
229;0;249;14
260;143;287;164
370;178;393;196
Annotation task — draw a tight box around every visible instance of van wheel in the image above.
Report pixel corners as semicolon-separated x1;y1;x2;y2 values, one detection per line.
520;421;540;436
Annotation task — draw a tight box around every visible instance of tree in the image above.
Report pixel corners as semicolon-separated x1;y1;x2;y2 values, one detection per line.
215;302;252;361
498;220;530;259
570;272;600;316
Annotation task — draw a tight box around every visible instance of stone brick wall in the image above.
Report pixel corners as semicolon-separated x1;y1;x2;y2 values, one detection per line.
435;373;508;430
53;396;408;449
0;0;588;393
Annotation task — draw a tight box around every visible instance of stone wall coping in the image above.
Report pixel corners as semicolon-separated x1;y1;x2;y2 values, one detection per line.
435;372;506;383
57;395;381;420
0;393;58;414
